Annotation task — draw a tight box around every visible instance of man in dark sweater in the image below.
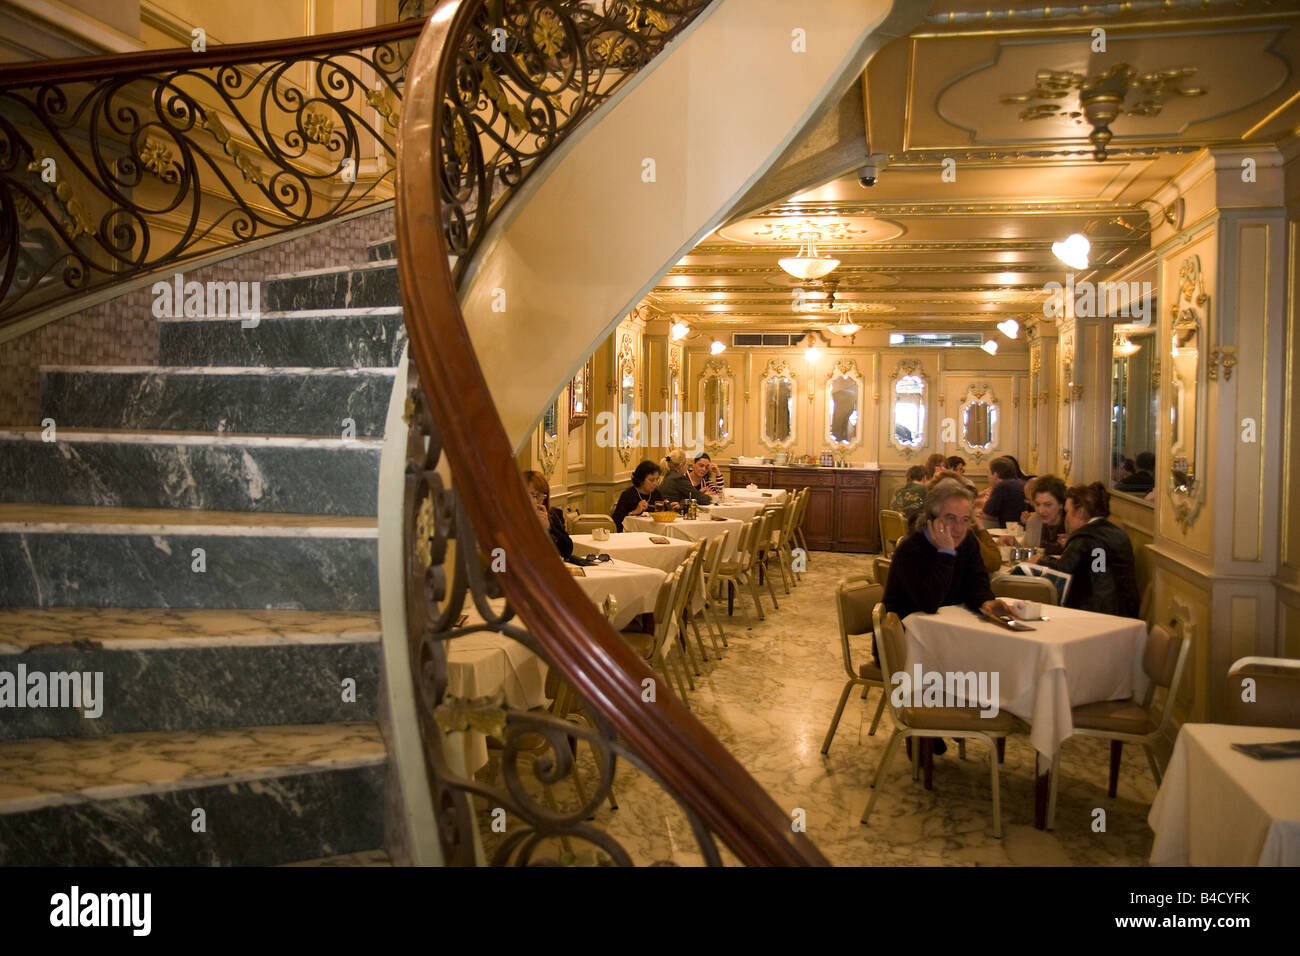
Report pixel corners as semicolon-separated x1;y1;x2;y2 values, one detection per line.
881;478;1013;633
981;456;1026;526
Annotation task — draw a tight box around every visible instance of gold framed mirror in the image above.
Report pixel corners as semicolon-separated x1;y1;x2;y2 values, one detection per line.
825;358;863;453
958;382;1000;461
568;359;590;433
698;358;734;452
760;358;797;451
888;360;928;458
1168;255;1209;529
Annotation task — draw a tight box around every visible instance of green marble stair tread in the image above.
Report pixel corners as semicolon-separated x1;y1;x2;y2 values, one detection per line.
282;848;392;866
0;503;378;533
0;426;383;447
0;608;381;653
0;722;386;812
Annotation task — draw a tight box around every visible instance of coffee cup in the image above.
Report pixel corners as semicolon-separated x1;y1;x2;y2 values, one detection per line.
1011;600;1041;620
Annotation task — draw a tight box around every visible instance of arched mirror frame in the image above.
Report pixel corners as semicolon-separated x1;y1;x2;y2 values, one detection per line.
568;358;590;433
887;359;929;458
824;357;864;453
1168;254;1210;531
759;358;798;451
698;357;735;453
615;333;637;466
958;382;1001;462
539;399;560;479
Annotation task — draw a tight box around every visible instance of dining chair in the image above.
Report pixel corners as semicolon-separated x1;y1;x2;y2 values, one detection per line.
821;577;886;754
572;514;616;535
991;576;1058;605
1224;657;1300;729
543;668;619;813
1045;622;1190;829
871;555;891;592
694;534;729;656
777;498;800;587
753;509;783;609
673;540;709;679
622;565;692;705
790;489;811;563
713;519;765;621
878;509;907;556
862;607;1023;838
760;503;793;594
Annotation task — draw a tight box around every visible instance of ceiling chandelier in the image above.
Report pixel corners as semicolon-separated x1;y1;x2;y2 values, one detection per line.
826;306;861;338
778;231;840;281
1113;332;1141;357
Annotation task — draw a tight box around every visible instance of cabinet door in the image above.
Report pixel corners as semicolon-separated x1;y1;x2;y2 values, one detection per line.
729;467;771;488
802;486;835;550
835;486;876;552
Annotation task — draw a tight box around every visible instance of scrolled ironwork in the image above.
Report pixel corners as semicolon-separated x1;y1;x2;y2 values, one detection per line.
0;21;424;327
399;1;827;866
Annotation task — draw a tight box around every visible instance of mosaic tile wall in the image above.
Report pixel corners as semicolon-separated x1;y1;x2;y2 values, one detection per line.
0;205;396;425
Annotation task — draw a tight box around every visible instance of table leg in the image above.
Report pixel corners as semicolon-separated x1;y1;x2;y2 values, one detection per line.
1034;754;1050;829
922;739;934;791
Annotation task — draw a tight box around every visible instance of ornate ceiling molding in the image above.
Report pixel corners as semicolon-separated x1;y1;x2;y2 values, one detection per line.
760;200;1147;218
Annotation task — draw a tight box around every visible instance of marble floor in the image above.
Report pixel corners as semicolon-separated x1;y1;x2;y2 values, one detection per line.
477;552;1160;866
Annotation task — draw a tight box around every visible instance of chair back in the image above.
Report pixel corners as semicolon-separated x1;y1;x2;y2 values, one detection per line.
574;513;616;535
763;503;786;548
991;575;1058;605
744;515;769;571
872;555;892;591
872;606;907;723
674;540;706;621
648;565;685;659
1224;657;1300;729
1141;623;1191;734
879;510;907;556
792;488;810;531
836;577;883;680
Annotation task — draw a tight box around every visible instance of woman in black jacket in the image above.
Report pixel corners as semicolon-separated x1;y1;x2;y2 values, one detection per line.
611;460;671;531
1032;482;1139;618
524;470;572;559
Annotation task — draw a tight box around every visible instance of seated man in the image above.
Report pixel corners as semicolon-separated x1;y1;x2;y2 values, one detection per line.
981;456;1026;526
1114;450;1155;494
888;464;929;524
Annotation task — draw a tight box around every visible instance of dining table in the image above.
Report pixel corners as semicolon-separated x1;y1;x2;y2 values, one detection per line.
571;531;693;573
724;487;788;505
622;514;746;561
901;603;1148;827
698;501;764;522
1148;722;1300;866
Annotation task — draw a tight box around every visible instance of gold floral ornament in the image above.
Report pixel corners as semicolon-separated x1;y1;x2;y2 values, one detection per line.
434;692;507;740
303;111;336;147
624;2;669;32
138;138;178;183
452;116;471;168
477;63;530;134
365;86;401;129
532;8;564;56
416;491;436;569
595;35;627;64
28;154;94;238
199;111;263;185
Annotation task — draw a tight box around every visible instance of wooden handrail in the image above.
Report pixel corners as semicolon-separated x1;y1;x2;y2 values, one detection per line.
0;20;426;87
396;1;827;866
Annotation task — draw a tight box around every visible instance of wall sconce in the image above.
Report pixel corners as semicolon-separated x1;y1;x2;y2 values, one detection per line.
980;338;999;355
996;318;1020;339
1052;233;1090;270
710;338;726;355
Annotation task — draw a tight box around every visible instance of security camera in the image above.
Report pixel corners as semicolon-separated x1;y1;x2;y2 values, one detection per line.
857;165;878;188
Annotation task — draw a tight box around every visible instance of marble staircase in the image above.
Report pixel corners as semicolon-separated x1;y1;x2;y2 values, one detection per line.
0;235;406;865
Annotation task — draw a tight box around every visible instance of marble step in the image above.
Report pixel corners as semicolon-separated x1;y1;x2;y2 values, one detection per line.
265;261;398;312
0;608;381;739
40;366;395;438
0;429;382;516
0;505;379;611
0;722;386;865
159;308;406;368
284;848;392;865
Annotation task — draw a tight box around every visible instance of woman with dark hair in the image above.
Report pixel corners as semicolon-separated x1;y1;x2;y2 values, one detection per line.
524;470;573;559
1006;474;1068;556
693;452;725;496
923;452;948;481
1032;481;1140;617
611;460;670;531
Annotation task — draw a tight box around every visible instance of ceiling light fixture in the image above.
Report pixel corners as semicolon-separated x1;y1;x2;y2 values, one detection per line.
778;231;840;281
802;331;826;362
1052;233;1090;270
670;319;690;341
996;318;1020;339
710;338;726;355
827;306;862;338
980;338;999;356
1113;332;1141;357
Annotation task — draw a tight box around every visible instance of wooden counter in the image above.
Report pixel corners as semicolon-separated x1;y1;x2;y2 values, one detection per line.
727;465;880;553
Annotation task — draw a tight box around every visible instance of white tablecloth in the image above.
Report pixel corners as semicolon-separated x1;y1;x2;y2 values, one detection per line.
567;558;667;630
698;502;764;522
902;604;1148;759
623;515;746;561
725;487;788;505
571;531;694;573
1149;723;1300;866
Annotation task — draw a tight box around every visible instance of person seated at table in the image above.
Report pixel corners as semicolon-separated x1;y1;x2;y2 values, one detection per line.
611;460;671;531
693;452;725;496
1111;454;1137;485
980;456;1026;526
889;465;929;524
1115;450;1155;494
524;469;572;560
1030;482;1140;618
1003;475;1067;556
661;448;714;508
923;452;948;481
917;474;1000;574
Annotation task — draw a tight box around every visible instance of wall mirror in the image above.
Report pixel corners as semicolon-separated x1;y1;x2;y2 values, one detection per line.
616;335;636;465
959;383;999;461
567;359;590;432
1109;319;1158;498
825;359;863;452
760;359;797;450
888;361;927;457
539;400;560;479
1168;256;1209;529
698;358;734;451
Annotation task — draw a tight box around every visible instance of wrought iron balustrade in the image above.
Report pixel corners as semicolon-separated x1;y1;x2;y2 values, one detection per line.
398;0;828;865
